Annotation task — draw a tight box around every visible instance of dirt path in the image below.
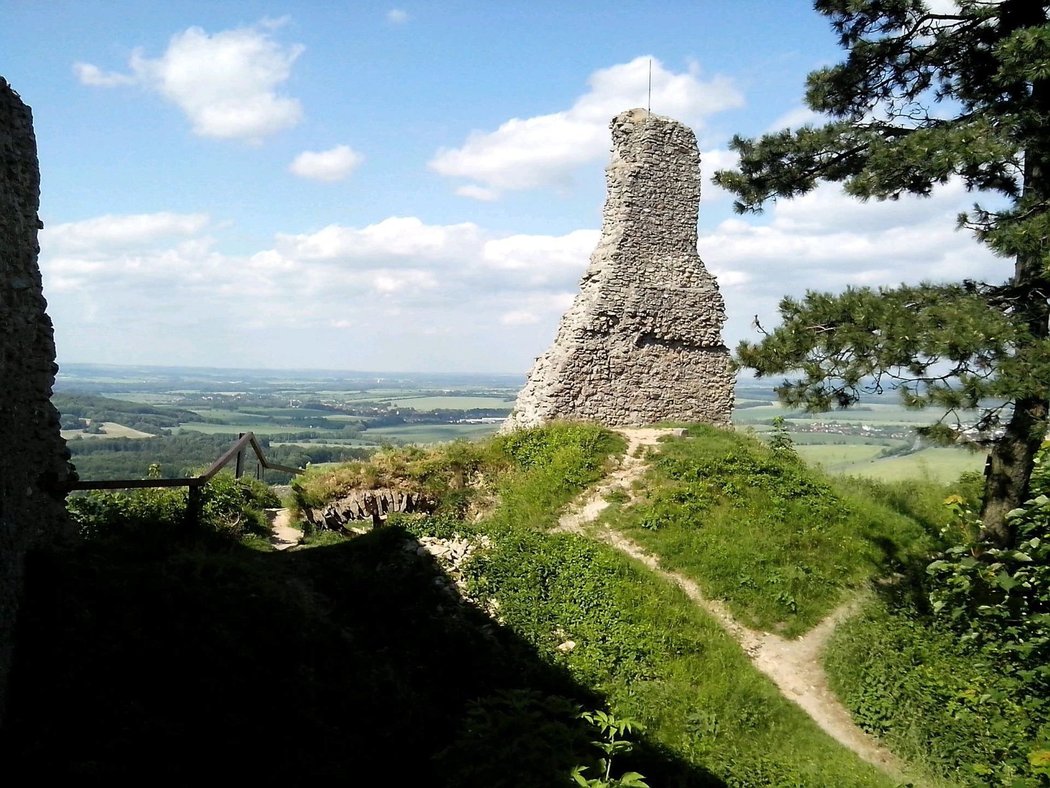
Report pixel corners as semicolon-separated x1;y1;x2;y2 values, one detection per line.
268;508;301;551
556;428;905;778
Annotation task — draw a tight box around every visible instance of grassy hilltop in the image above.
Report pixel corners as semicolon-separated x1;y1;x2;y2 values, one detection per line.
5;420;1047;785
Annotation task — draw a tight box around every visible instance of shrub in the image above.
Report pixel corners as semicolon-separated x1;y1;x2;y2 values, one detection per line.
67;471;279;543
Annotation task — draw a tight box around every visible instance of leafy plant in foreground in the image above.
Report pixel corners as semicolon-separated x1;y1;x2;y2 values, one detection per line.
571;710;649;788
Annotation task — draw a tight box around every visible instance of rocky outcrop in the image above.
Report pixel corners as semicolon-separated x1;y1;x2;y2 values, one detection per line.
303;488;436;531
505;108;734;430
0;77;76;723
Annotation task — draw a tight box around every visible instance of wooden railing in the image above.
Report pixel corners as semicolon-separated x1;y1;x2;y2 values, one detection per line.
66;432;302;525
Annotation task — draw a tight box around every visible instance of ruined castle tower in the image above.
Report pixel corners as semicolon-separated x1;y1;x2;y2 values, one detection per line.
505;108;734;430
0;77;75;722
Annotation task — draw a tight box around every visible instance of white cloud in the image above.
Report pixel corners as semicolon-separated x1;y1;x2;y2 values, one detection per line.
72;63;136;87
767;106;823;131
482;230;598;289
42;212;210;254
500;310;541;326
75;21;304;142
289;145;364;181
275;217;484;263
924;0;959;13
39;180;1007;372
455;184;499;202
429;56;743;198
40;211;599;369
700;181;1006;348
386;9;410;24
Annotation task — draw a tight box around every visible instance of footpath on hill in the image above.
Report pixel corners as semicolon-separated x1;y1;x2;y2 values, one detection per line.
554;427;905;779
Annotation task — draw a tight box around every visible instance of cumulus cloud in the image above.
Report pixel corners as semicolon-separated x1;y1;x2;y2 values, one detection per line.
42;212;210;254
700;181;1006;348
386;9;410;24
429;56;743;198
74;21;304;142
289;145;364;181
38;180;1005;372
40;210;599;368
275;217;484;263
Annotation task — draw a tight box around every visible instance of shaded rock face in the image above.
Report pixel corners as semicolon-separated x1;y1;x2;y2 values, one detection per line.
0;78;75;721
303;488;436;531
505;108;734;430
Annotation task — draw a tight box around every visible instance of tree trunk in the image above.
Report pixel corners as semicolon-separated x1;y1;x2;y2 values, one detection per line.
980;395;1048;546
980;0;1050;546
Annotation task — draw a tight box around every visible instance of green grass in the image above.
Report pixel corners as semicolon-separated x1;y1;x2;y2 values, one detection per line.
449;526;897;787
14;419;1006;784
602;425;936;636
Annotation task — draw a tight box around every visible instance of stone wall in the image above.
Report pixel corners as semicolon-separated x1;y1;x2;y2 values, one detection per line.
505;108;734;430
0;77;75;723
302;488;436;531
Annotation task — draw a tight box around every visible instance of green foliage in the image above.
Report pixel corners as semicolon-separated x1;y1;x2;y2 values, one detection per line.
607;425;932;634
715;0;1050;546
67;471;279;543
767;415;796;455
66;430;368;483
735;284;1039;442
571;711;649;788
826;594;1047;784
922;449;1050;754
198;472;280;537
826;449;1050;784
67;485;186;540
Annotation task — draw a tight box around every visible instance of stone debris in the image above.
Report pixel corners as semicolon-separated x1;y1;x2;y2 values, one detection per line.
400;534;499;620
303;487;436;531
505;108;734;430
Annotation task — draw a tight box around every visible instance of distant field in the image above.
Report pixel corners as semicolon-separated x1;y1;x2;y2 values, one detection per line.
789;433;897;446
794;443;891;473
62;422;154;440
362;424;501;443
372;396;515;410
177;422;319;436
852;447;986;483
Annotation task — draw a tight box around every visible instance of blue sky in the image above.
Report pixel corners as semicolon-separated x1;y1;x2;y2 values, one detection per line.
2;0;997;373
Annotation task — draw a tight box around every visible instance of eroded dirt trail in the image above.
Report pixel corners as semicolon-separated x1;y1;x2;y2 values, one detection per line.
268;508;301;551
556;428;905;778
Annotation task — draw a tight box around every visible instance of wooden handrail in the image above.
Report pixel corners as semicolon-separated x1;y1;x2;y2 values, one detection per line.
67;431;302;492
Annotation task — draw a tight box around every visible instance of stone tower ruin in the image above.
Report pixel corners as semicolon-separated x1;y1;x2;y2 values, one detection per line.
505;108;734;430
0;77;75;722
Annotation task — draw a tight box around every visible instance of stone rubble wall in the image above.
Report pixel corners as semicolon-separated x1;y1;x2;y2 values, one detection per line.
303;487;436;531
505;108;734;430
0;77;76;723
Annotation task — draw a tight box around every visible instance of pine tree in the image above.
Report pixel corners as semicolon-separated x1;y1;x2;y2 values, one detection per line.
714;0;1050;546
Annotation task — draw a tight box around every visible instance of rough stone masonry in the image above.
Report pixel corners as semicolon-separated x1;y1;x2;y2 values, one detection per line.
0;77;75;723
505;108;734;430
